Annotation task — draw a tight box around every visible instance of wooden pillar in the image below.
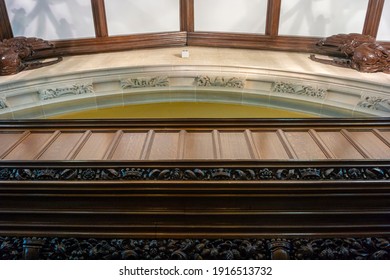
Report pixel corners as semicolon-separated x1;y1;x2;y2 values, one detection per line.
0;0;13;40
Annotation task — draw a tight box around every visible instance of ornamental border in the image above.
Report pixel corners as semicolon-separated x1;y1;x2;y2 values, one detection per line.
0;166;389;181
2;236;389;260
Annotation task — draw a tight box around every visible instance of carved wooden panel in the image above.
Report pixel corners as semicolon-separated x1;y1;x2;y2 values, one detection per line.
0;120;390;240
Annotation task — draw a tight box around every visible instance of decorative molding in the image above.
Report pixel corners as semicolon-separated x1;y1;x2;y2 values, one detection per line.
272;82;327;99
358;95;390;112
39;84;94;100
121;76;169;89
0;167;388;181
196;76;245;88
1;237;388;260
0;97;8;109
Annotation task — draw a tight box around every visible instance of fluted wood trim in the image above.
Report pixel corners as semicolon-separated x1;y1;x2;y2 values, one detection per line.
363;0;385;37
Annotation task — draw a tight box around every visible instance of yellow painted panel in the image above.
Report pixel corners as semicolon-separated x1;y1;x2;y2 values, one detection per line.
53;102;316;119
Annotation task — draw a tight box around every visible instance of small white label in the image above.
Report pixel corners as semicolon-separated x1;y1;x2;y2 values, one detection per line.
181;50;190;58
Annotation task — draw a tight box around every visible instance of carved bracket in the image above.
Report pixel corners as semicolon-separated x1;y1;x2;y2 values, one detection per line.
358;95;390;112
0;97;9;109
121;76;169;89
272;82;327;99
39;84;94;100
196;76;245;88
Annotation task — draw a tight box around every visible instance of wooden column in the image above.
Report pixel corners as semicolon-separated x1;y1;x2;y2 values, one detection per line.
265;0;281;36
363;0;385;37
0;0;13;40
91;0;108;38
180;0;194;32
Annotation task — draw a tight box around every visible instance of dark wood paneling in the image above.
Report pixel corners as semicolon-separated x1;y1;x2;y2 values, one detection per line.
0;0;13;40
363;0;385;37
91;0;108;38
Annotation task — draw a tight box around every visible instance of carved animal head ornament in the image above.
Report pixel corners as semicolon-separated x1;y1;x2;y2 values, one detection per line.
0;37;62;76
310;33;390;74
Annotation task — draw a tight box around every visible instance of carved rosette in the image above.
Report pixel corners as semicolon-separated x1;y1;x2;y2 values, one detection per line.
0;167;388;181
1;237;388;260
272;82;327;99
358;95;390;113
0;97;9;109
39;83;94;100
121;76;169;89
196;76;245;88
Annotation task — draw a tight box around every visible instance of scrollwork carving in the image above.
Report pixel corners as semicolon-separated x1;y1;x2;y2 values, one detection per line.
272;82;327;99
1;237;388;260
196;76;245;88
39;83;94;100
358;96;390;113
0;167;388;181
121;76;169;89
0;97;9;109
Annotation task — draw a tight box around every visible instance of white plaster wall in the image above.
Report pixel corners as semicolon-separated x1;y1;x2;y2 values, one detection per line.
279;0;369;37
105;0;180;35
194;0;267;34
4;0;95;40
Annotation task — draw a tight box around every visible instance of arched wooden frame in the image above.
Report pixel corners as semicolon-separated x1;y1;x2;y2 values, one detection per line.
0;0;388;57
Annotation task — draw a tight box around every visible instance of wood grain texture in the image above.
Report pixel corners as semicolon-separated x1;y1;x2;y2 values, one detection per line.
0;0;13;40
284;131;327;160
349;130;390;159
317;131;365;159
184;131;215;159
3;132;54;160
363;0;385;37
111;132;148;160
75;132;116;160
39;132;85;160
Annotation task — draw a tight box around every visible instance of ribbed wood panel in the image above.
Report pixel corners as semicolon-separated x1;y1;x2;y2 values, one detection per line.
2;127;390;161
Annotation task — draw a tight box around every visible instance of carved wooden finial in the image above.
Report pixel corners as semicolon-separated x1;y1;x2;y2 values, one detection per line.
0;37;62;76
310;33;390;74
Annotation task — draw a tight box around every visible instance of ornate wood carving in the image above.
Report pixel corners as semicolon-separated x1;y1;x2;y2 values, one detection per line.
310;33;390;73
1;237;388;260
121;77;169;89
39;84;94;100
0;37;62;76
196;76;245;88
358;95;390;112
0;166;388;181
272;82;327;99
